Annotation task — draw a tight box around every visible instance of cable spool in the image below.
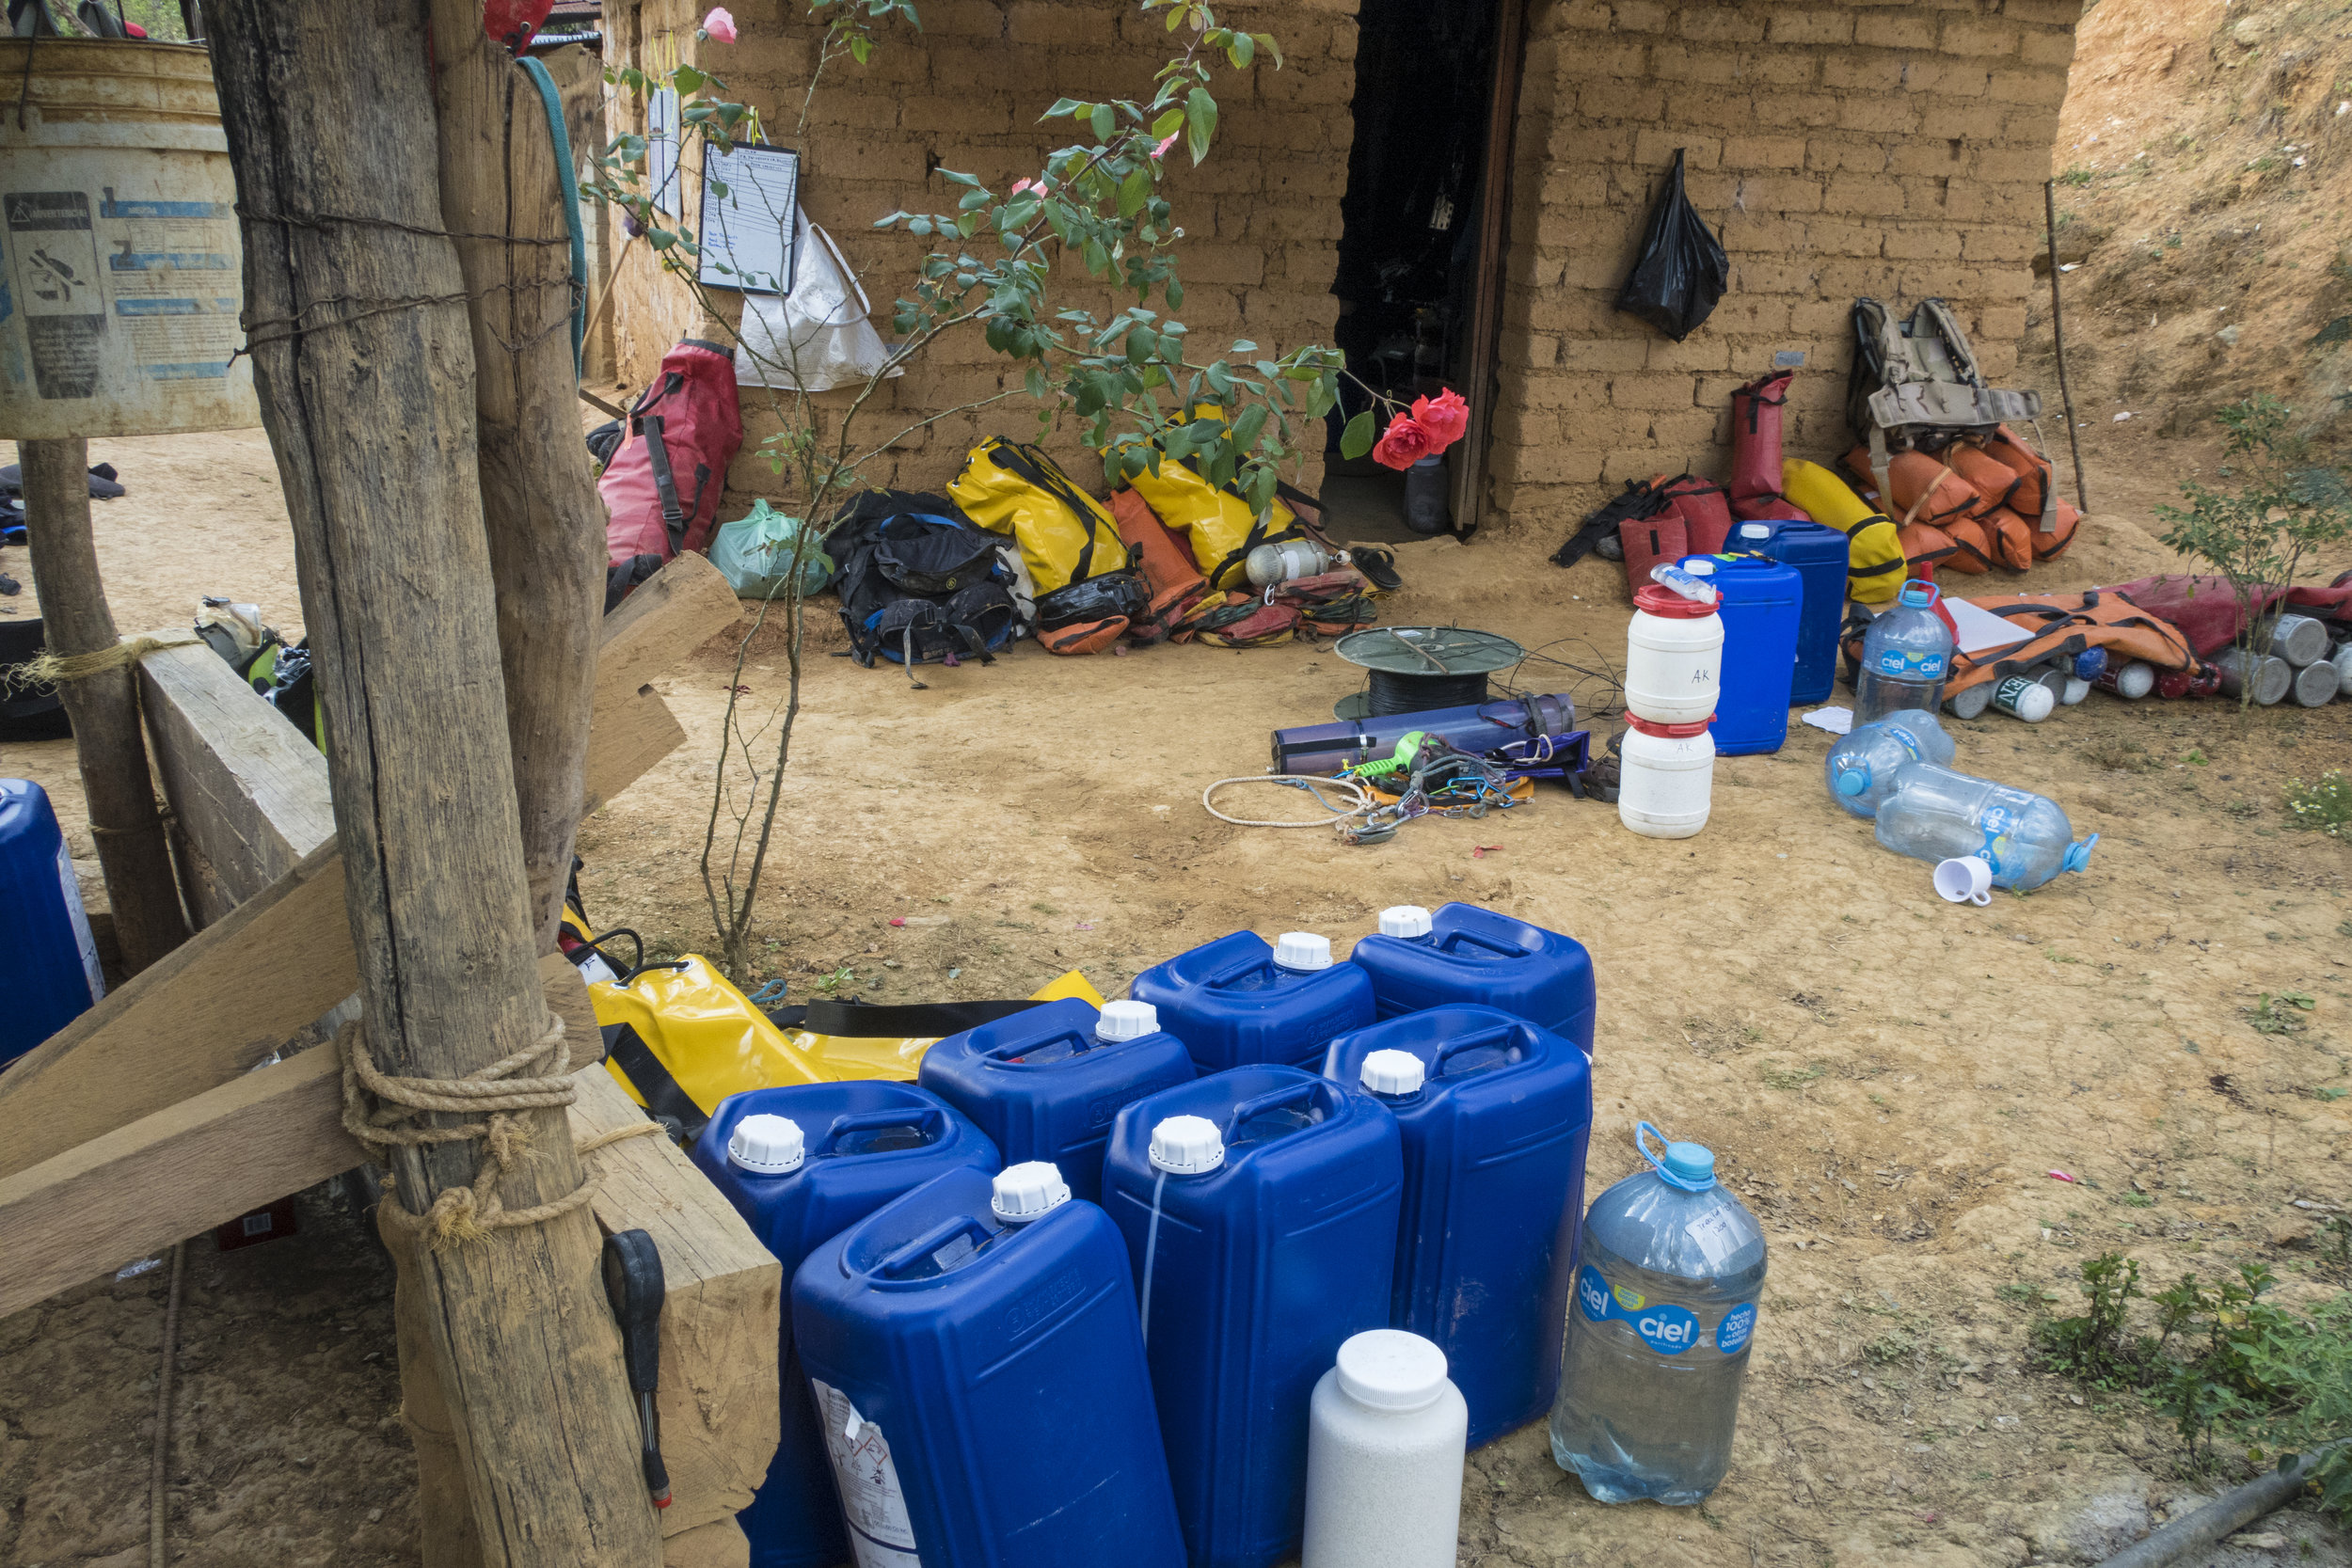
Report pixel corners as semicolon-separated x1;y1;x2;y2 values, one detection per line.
1333;627;1525;721
1368;668;1490;715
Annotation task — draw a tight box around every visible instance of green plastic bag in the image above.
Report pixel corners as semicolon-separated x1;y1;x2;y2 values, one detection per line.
708;500;832;602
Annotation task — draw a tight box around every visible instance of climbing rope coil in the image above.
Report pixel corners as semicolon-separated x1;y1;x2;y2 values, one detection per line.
338;1015;658;1250
1202;736;1529;847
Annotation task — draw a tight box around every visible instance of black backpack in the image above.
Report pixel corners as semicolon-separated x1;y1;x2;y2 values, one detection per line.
821;490;1019;669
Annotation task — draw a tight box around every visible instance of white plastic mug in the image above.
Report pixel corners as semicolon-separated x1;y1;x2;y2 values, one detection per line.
1934;856;1993;906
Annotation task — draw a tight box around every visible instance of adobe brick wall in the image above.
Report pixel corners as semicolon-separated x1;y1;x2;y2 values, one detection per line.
604;0;1360;510
605;0;2083;535
1492;0;2084;532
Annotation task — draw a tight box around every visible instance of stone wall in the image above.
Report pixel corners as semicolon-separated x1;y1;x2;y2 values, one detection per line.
603;0;1359;507
1492;0;2084;531
603;0;2084;531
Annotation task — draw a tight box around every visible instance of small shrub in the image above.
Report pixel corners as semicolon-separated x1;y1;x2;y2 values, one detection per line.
2248;992;2316;1035
2032;1252;2160;1386
2287;770;2352;839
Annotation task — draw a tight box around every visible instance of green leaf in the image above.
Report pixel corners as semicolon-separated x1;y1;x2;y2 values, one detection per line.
1167;278;1184;310
1232;403;1268;451
1225;32;1253;68
909;215;933;237
1084;237;1110;276
1184;87;1217;165
1204;360;1232;397
1151;106;1184;140
1025;365;1048;398
1251;32;1282;69
1091;103;1117;143
1231;339;1258;355
850;34;871;63
1119;165;1152;219
1044;97;1082;119
1340;409;1375;460
674;63;707;95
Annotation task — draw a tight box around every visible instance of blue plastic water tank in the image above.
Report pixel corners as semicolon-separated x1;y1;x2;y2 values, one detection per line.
0;779;104;1067
791;1165;1187;1568
918;997;1197;1203
691;1083;1000;1568
1723;519;1847;704
1101;1066;1404;1568
1130;931;1375;1075
1321;1005;1595;1449
1347;903;1597;1057
1677;552;1803;754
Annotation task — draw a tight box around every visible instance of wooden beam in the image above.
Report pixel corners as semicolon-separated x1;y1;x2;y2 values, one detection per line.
572;1065;781;1539
137;638;334;923
0;1045;366;1321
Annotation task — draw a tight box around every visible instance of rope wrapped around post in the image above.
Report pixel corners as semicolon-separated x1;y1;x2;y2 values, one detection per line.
338;1015;659;1249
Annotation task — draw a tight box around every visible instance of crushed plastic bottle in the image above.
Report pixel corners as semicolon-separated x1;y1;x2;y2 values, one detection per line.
1854;579;1955;724
1875;761;2096;891
1548;1122;1766;1506
1647;563;1719;606
1821;710;1956;818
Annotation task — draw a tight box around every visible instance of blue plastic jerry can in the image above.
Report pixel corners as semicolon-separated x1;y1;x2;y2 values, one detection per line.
1130;930;1375;1075
691;1083;999;1568
1347;903;1596;1057
1322;1005;1594;1449
0;779;104;1067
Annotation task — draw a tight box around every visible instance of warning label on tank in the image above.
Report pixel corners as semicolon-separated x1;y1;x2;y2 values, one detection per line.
5;191;105;399
810;1378;922;1567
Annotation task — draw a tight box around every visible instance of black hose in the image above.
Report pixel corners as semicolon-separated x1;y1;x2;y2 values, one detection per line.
1368;668;1488;716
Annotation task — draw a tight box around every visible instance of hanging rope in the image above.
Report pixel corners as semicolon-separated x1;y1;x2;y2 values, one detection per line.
0;633;200;694
338;1016;658;1251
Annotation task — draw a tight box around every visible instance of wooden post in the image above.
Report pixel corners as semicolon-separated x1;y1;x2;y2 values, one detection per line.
20;437;190;973
430;1;609;952
204;5;661;1565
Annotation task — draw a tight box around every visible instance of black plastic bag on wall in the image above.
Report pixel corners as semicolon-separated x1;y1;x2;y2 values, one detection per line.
1614;149;1729;341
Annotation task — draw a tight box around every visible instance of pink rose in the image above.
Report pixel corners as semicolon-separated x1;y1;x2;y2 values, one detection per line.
1010;178;1041;197
1410;388;1469;451
1152;132;1179;160
1372;415;1432;471
700;7;737;42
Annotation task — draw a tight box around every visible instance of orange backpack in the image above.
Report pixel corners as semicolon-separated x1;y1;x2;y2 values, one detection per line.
1110;489;1209;638
1935;590;2198;696
1945;444;2025;516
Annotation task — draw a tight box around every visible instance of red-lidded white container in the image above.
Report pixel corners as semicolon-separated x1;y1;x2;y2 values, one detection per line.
1618;714;1715;840
1624;584;1723;725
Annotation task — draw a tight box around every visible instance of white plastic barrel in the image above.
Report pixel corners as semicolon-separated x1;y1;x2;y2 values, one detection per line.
1624;584;1722;724
0;40;259;437
1301;1330;1466;1568
1617;715;1715;839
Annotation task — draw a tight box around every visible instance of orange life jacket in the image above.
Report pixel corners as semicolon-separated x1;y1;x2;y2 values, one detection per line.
1945;444;2025;516
1935;590;2199;694
1979;506;2034;572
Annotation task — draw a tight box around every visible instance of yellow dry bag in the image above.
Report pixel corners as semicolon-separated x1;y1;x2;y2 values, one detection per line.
947;437;1124;595
1781;459;1906;606
1126;456;1305;592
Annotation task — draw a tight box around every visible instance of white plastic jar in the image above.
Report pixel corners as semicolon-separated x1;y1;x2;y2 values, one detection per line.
1301;1330;1467;1568
1624;582;1723;724
1617;714;1716;839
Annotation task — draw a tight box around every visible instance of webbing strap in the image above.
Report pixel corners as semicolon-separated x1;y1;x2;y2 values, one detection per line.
641;416;688;555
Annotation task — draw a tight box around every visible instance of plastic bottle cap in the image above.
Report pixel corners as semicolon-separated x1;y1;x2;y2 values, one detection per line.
728;1114;805;1175
1149;1114;1226;1175
1631;584;1718;620
1334;1329;1449;1413
1739;523;1771;540
1680;559;1717;577
1359;1049;1426;1096
1095;999;1160;1041
1897;579;1937;609
991;1162;1073;1222
1377;905;1434;940
2062;834;2098;874
1661;1140;1717;1191
1625;713;1715;738
1273;932;1332;972
1836;767;1870;797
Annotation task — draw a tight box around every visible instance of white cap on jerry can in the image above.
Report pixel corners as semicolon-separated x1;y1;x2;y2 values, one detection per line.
1273;932;1333;971
991;1162;1073;1223
1376;905;1434;940
1149;1114;1226;1175
727;1113;806;1175
1359;1049;1427;1097
1095;999;1161;1041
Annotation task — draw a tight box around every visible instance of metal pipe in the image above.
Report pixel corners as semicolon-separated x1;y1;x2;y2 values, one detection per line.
2095;1443;2344;1568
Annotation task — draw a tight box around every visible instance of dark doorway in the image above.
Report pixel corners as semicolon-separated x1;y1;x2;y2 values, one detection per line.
1326;0;1520;542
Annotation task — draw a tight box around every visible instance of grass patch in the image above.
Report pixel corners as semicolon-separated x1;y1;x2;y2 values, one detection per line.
2287;770;2352;839
2081;737;2155;772
2247;992;2315;1035
1758;1060;1826;1090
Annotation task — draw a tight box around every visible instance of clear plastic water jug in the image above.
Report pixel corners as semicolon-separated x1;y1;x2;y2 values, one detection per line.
1875;762;2096;891
1854;579;1954;723
1821;710;1955;818
1548;1122;1766;1506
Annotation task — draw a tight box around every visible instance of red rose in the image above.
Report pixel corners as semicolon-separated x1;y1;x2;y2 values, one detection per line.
1411;388;1469;451
1372;415;1432;470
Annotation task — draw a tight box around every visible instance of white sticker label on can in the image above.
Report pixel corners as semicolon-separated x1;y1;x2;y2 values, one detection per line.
55;838;104;1004
810;1378;920;1568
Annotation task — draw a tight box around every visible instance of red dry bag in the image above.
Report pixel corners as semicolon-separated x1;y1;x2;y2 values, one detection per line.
1727;370;1795;515
601;339;743;571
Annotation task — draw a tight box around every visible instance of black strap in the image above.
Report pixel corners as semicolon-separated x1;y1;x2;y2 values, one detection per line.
640;416;689;555
765;996;1050;1037
601;1022;707;1134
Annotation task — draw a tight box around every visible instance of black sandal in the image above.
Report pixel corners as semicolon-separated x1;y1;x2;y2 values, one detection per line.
1348;545;1402;593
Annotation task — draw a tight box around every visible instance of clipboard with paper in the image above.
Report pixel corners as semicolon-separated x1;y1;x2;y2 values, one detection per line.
697;142;802;295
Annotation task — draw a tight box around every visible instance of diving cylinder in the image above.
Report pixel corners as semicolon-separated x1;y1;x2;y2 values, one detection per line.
1246;539;1343;588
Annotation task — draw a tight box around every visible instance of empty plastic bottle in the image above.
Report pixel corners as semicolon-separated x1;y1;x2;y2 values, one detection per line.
1549;1123;1766;1506
1853;579;1955;723
1821;710;1955;818
1875;761;2096;891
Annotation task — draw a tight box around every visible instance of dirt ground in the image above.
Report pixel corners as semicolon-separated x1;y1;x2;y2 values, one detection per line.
3;400;2347;1568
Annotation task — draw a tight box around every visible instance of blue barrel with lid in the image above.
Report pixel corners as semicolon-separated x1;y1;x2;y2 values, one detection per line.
1347;903;1596;1056
919;996;1197;1203
1130;930;1375;1075
1101;1066;1404;1568
1;778;105;1066
1676;552;1802;754
791;1164;1187;1568
1724;518;1847;704
691;1083;999;1568
1321;1005;1595;1449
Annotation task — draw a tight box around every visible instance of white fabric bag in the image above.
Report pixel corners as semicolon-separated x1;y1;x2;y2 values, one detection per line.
733;208;903;392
